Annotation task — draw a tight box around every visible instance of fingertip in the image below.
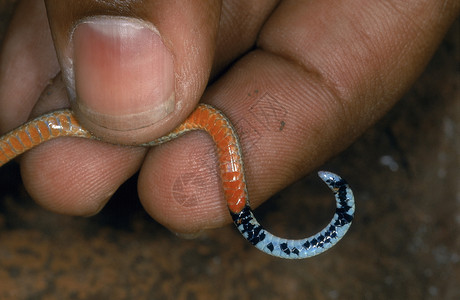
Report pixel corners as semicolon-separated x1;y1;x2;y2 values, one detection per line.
44;0;221;144
138;133;230;234
20;138;146;216
68;16;176;144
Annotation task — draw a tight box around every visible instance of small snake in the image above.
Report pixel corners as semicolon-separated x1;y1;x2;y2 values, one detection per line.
0;104;355;259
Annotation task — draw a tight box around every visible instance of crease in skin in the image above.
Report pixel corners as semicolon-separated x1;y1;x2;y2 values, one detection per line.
75;92;175;131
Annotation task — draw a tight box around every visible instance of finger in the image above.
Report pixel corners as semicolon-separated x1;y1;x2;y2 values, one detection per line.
257;0;460;130
0;0;146;215
45;0;221;144
21;0;279;218
136;0;281;233
0;0;59;133
138;0;459;234
210;0;278;78
20;78;146;216
0;0;144;216
12;0;220;215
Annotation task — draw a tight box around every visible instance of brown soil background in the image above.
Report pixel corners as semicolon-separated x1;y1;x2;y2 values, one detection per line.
0;2;458;299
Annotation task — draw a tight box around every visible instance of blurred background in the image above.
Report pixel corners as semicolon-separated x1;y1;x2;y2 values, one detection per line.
0;1;458;299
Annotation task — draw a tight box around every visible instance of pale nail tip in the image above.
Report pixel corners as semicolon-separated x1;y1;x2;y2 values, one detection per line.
76;16;160;36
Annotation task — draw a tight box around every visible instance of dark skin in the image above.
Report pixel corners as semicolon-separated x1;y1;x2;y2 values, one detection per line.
0;0;458;235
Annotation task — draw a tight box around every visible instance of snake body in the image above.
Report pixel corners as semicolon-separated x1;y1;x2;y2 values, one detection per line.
0;104;354;259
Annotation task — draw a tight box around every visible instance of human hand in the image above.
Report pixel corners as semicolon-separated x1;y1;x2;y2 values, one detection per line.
0;0;458;235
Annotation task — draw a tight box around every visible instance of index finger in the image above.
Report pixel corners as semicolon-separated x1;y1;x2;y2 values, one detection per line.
138;0;459;233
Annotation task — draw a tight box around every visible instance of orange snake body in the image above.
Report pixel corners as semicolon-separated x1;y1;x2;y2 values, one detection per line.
0;104;355;259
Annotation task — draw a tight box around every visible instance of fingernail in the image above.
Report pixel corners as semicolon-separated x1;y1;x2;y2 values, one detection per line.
70;16;175;132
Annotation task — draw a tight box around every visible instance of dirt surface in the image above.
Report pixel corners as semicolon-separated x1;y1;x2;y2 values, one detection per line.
0;3;459;300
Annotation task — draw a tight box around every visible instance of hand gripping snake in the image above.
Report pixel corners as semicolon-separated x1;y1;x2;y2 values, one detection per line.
0;104;355;259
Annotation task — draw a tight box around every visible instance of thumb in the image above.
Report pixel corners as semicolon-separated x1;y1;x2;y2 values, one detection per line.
45;0;221;144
